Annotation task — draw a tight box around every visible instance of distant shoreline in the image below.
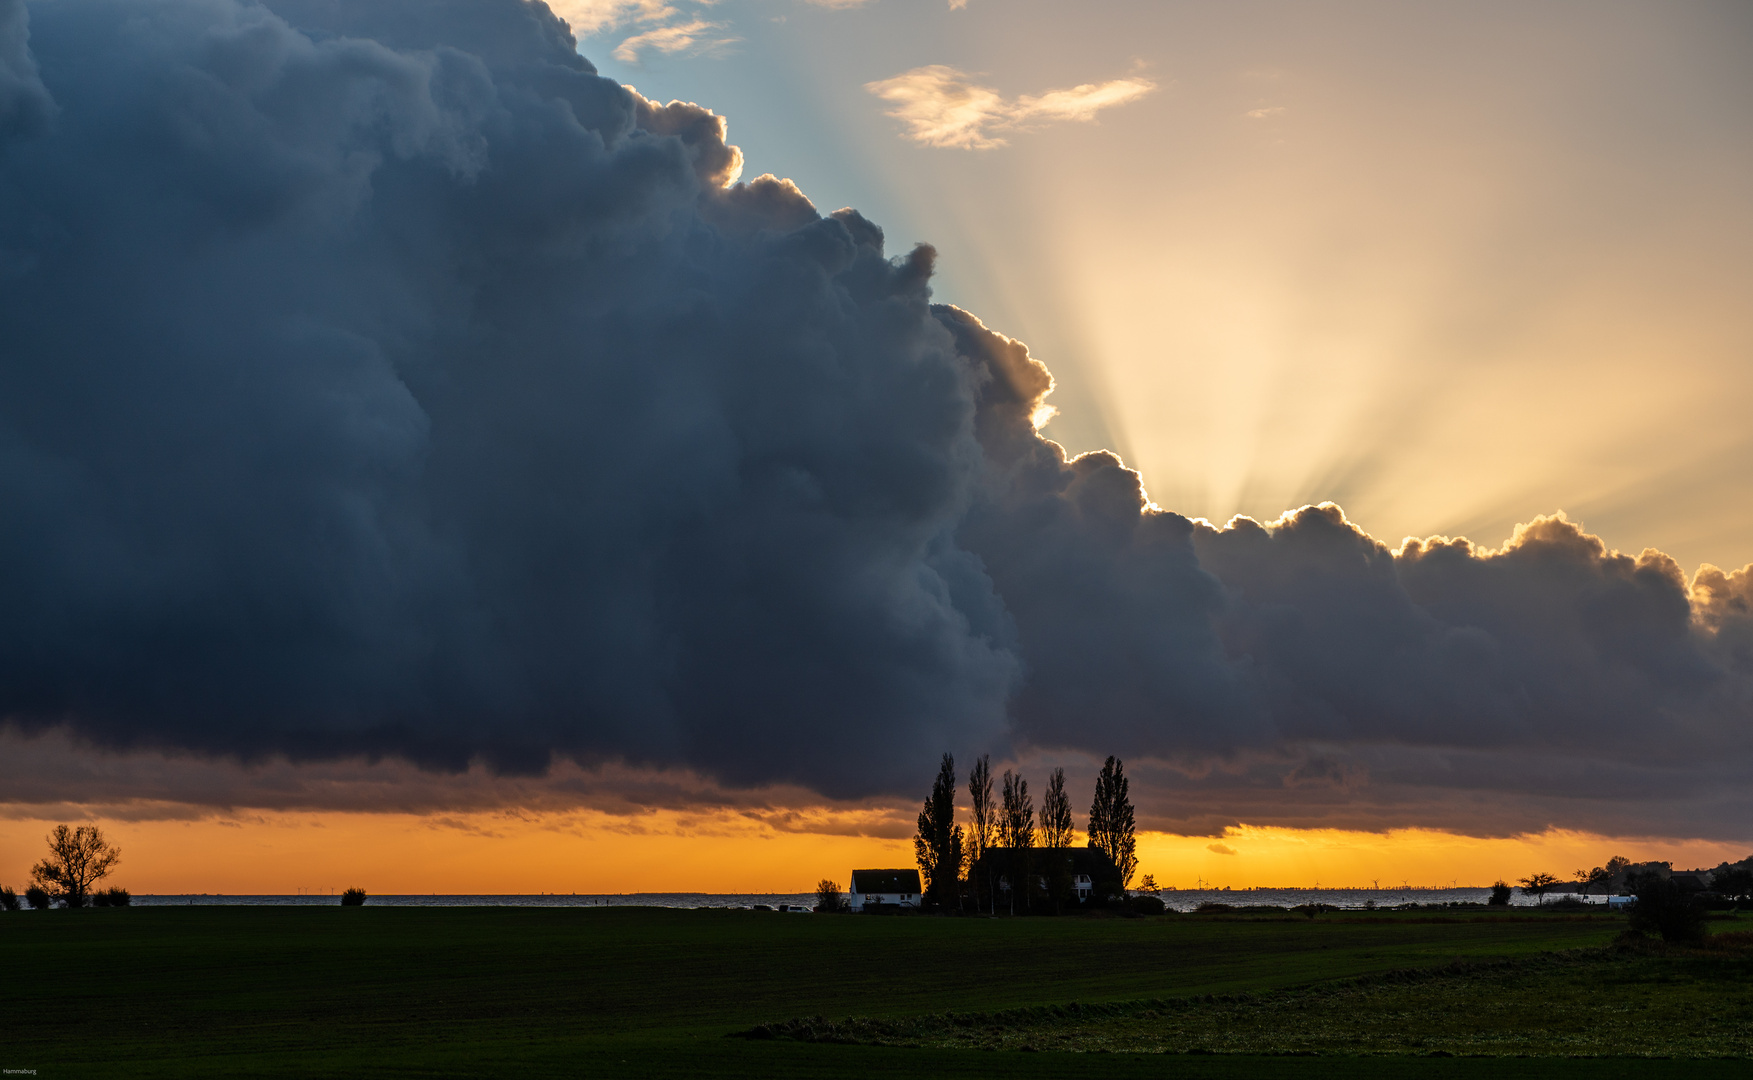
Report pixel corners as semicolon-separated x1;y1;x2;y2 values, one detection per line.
119;887;1613;911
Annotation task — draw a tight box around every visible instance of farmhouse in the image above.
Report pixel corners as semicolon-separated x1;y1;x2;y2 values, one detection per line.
971;846;1123;910
848;868;922;911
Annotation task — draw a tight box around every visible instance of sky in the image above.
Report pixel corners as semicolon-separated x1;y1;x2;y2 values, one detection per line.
1;0;1750;893
571;0;1753;575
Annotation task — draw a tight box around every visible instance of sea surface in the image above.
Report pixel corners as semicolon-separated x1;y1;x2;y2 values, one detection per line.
131;888;1610;911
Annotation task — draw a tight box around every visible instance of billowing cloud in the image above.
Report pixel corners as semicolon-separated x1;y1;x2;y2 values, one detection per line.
942;308;1753;838
0;0;1014;797
865;65;1157;149
0;0;1749;841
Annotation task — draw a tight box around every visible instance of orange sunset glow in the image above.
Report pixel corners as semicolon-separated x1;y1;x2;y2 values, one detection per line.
4;807;1746;897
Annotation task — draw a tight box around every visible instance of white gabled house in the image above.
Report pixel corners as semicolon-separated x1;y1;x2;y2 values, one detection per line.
848;868;922;911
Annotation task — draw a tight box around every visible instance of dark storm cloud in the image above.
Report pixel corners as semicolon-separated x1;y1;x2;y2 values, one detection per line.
0;0;51;139
0;0;1748;834
941;309;1753;836
0;0;1014;793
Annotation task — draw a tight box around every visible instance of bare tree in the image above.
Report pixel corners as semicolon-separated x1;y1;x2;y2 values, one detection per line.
1041;768;1075;849
999;770;1035;850
31;824;121;908
999;770;1035;914
913;753;964;910
1088;756;1137;888
1518;872;1560;897
1574;865;1612;896
966;755;995;912
1039;769;1079;912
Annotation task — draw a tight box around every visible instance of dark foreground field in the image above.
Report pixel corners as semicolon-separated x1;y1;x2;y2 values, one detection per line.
3;906;1749;1079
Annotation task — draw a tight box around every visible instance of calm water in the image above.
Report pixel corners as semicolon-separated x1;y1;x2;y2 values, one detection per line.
134;893;821;909
1146;887;1608;911
132;888;1607;911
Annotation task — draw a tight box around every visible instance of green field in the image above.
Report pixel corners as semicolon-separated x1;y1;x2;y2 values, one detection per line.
3;906;1749;1078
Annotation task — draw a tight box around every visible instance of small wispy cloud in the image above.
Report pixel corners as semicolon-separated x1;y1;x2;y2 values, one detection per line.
547;0;677;37
865;65;1156;149
792;0;959;7
612;18;733;62
1208;843;1238;855
548;0;735;64
1246;105;1287;119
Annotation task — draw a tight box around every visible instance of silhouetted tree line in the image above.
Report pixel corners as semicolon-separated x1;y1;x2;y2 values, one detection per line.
1514;853;1753;905
1503;851;1753;941
912;753;1145;915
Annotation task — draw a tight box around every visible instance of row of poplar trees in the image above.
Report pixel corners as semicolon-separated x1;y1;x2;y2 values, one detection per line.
913;752;1138;912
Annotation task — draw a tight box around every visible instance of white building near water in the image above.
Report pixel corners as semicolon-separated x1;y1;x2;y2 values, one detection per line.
848;868;922;911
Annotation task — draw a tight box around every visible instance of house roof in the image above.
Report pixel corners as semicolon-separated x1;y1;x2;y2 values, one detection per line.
850;869;921;894
973;846;1122;880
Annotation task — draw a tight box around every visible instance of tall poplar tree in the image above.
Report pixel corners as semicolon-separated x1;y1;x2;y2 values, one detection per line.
1042;768;1074;848
913;753;964;909
1041;767;1077;912
1088;756;1138;888
999;770;1035;914
999;770;1035;849
966;755;995;912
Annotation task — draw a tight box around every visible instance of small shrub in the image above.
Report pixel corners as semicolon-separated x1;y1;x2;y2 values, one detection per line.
1627;873;1707;943
340;888;367;906
95;887;131;907
24;886;52;910
1194;901;1236;913
0;886;17;911
1488;881;1512;906
1126;894;1166;916
1706;930;1753;952
814;878;846;913
1537;895;1591;912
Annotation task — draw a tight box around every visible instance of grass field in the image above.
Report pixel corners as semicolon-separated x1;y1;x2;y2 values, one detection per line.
3;906;1748;1078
